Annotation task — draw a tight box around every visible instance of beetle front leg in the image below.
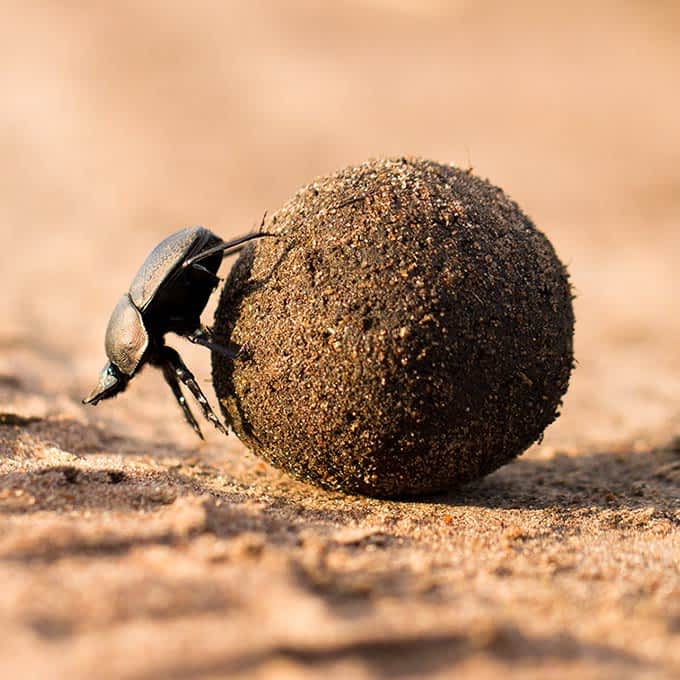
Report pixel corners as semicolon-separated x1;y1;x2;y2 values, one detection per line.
159;359;204;439
158;345;228;437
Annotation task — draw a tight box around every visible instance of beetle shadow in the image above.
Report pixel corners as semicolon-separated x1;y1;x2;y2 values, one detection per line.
212;235;299;441
229;233;299;298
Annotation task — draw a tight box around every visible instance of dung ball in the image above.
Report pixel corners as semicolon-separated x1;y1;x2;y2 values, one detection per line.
212;158;574;497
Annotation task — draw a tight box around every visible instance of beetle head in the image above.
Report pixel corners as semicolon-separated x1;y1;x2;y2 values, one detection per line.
83;361;128;404
83;295;149;405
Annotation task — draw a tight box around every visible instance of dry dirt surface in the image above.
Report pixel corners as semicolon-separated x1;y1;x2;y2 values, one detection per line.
1;2;679;679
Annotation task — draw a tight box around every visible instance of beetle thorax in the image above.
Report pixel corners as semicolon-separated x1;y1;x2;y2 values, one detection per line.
105;295;150;376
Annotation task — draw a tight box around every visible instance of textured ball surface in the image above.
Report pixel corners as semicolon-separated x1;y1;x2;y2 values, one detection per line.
212;158;574;497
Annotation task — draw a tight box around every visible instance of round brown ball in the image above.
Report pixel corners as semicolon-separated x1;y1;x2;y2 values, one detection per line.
212;158;574;497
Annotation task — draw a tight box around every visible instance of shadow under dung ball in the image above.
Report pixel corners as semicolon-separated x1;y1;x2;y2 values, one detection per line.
212;158;574;497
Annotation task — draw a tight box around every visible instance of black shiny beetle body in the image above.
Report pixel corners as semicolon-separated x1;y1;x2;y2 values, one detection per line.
83;226;266;438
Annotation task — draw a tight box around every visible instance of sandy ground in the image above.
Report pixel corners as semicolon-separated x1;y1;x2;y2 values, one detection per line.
0;2;679;678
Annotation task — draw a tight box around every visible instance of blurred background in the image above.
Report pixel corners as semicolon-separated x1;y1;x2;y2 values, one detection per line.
1;0;678;449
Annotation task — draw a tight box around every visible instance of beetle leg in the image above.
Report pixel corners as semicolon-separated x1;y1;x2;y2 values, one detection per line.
189;263;222;285
160;346;228;437
159;359;204;440
186;326;238;358
182;230;272;268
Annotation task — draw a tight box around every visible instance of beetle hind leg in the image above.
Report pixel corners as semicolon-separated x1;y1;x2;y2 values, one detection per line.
158;345;228;437
187;326;238;358
182;226;273;268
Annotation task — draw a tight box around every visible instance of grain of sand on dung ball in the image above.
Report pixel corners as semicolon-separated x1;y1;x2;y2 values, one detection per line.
212;158;574;497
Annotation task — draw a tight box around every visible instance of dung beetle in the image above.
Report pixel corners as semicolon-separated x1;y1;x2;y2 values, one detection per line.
83;225;268;438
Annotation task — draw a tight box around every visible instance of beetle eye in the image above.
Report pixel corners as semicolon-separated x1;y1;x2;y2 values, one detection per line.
99;363;117;382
